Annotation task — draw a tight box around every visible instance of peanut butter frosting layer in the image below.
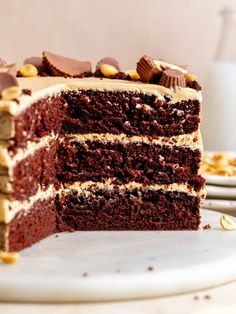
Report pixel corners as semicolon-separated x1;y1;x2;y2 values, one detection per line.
0;181;206;224
0;77;202;117
0;130;202;170
0;134;55;169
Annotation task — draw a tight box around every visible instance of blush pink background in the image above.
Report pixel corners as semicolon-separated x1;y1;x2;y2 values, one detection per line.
1;0;236;82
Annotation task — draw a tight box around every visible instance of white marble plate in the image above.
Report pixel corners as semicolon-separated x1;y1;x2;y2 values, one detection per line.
206;185;236;199
203;199;236;216
205;174;236;187
0;209;236;303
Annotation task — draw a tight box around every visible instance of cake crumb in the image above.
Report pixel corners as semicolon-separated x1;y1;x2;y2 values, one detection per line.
194;295;199;300
22;88;32;96
203;224;211;230
82;272;88;277
0;251;19;264
204;295;211;300
147;266;154;271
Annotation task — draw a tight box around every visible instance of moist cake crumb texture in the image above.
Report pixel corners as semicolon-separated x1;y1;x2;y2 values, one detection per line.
0;52;205;251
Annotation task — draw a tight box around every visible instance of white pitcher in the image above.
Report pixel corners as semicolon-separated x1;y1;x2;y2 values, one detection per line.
202;6;236;150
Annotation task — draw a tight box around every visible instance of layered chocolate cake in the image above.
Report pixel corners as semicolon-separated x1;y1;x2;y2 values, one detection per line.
0;52;205;251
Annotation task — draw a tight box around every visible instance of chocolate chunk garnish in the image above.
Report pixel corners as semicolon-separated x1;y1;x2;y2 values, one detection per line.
24;57;45;73
22;89;32;96
0;73;18;94
136;55;162;83
96;57;120;71
187;80;202;91
0;64;17;77
159;68;186;88
42;51;92;77
110;72;131;80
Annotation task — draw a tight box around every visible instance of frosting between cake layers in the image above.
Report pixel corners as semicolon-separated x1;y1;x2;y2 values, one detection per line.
0;134;56;169
0;184;56;223
0;130;202;169
0;77;202;117
0;180;206;224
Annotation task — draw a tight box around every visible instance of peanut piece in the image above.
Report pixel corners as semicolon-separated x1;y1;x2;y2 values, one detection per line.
125;69;140;80
1;86;22;100
0;251;19;264
19;64;38;77
220;214;236;230
100;64;118;77
185;73;198;82
200;152;236;177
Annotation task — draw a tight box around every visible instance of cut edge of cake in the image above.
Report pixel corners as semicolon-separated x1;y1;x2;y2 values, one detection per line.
0;53;205;251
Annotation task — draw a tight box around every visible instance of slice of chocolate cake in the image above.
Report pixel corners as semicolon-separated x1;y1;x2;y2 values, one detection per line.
0;53;205;252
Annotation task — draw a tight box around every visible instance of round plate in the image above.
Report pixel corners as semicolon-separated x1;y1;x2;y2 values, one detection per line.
206;185;236;199
205;174;236;187
0;209;236;302
204;151;236;187
203;199;236;216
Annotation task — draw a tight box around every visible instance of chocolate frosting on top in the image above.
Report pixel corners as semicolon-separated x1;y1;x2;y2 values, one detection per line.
43;51;92;77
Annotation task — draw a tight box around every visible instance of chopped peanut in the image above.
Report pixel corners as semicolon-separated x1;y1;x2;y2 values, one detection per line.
1;86;22;100
100;64;119;77
0;251;19;264
200;152;236;176
19;64;38;77
185;72;198;82
220;214;236;231
125;69;140;80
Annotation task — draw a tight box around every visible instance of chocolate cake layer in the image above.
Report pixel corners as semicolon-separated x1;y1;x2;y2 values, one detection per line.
57;137;203;188
10;140;58;200
5;89;200;150
0;77;204;252
1;134;204;200
1;185;201;251
57;187;201;232
62;90;201;137
0;197;56;252
9;95;66;150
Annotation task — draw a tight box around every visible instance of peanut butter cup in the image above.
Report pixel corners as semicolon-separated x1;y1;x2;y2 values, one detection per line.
159;68;186;88
96;57;120;71
136;55;162;83
0;73;18;94
23;57;45;73
43;51;92;77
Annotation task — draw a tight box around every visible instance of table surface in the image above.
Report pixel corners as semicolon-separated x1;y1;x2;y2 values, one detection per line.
1;280;236;314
